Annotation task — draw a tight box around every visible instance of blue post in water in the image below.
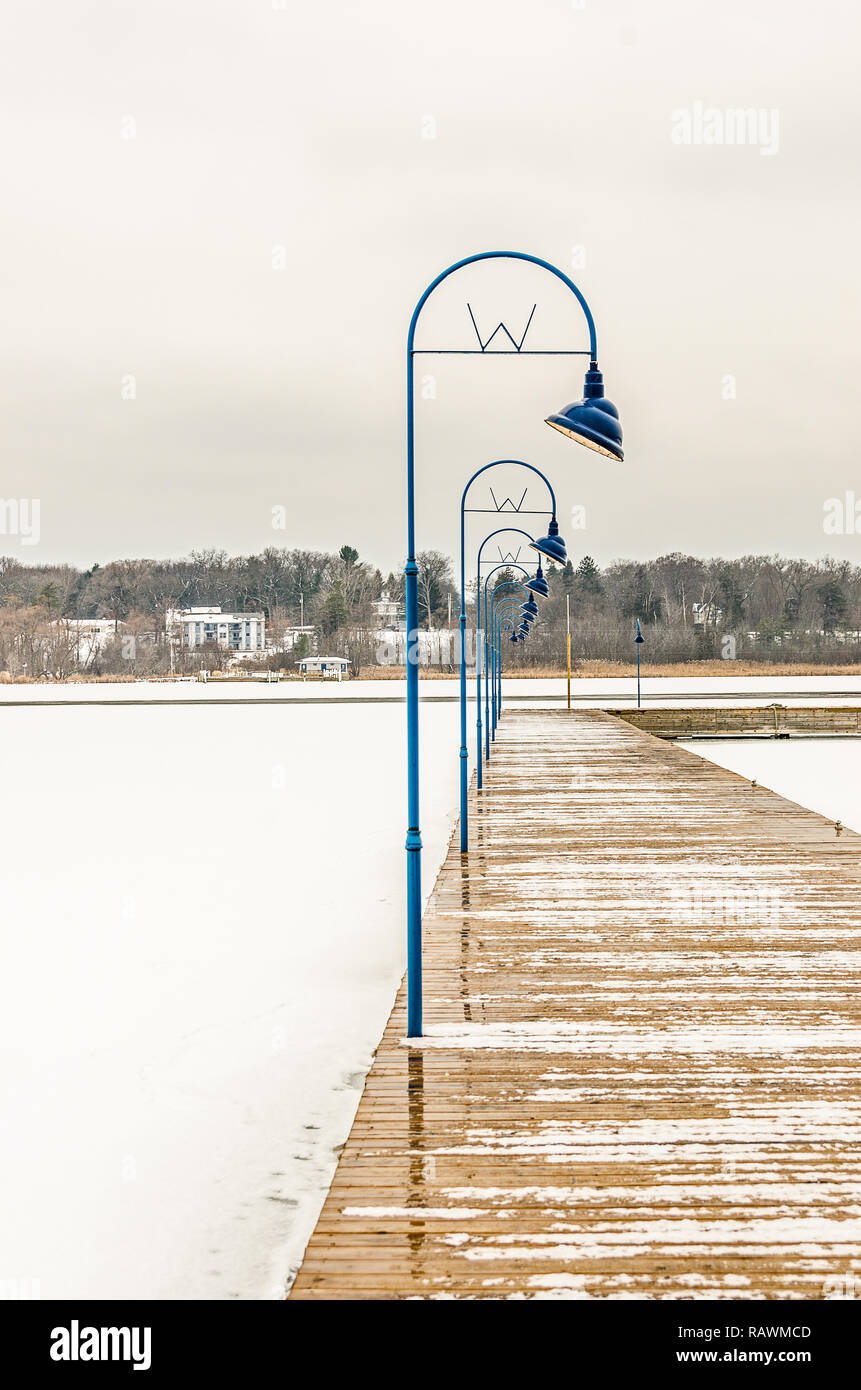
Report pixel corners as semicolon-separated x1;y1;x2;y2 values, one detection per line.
635;618;644;708
404;251;622;1036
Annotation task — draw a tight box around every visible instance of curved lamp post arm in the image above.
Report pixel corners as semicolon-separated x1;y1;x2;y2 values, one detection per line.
408;250;598;373
458;468;550;843
459;459;554;668
488;579;530;646
476;529;537;645
406;253;599;1038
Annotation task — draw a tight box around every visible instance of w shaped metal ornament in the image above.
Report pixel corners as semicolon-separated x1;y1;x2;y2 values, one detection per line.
467;302;537;352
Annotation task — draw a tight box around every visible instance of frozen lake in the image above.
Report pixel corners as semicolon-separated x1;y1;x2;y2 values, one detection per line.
3;673;861;707
0;701;462;1299
2;695;860;1300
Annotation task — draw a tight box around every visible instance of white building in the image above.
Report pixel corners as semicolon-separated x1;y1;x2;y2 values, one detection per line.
692;602;723;630
296;655;351;680
166;606;265;653
60;618;122;666
271;624;316;653
372;591;403;627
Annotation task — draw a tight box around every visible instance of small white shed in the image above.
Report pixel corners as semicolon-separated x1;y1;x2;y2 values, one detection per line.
297;656;351;681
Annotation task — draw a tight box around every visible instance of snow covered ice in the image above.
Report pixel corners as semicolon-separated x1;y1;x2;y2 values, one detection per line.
0;699;460;1298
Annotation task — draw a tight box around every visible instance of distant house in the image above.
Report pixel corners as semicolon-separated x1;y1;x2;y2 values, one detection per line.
60;618;122;665
692;602;723;633
272;624;316;653
297;655;351;680
166;606;265;653
372;591;403;628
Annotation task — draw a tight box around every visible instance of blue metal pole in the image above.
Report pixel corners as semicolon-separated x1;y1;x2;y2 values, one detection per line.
475;608;483;792
405;350;422;1037
461;459;554;777
488;596;514;756
484;573;530;737
458;505;468;851
486;591;523;756
476;530;538;784
490;590;528;716
492;597;523;730
484;603;491;762
405;252;600;1038
498;625;506;715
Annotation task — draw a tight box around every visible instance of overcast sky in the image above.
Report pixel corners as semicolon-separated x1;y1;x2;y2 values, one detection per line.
2;0;861;573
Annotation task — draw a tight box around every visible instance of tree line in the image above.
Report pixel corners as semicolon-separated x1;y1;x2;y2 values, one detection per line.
500;552;861;668
1;546;860;677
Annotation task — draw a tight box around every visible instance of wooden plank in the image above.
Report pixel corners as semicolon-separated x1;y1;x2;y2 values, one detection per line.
289;710;861;1300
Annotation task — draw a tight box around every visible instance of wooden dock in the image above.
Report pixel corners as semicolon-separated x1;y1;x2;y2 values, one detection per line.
289;709;861;1300
615;705;861;740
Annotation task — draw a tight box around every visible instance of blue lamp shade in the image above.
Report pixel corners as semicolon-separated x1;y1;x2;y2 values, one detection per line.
526;565;550;599
528;517;567;566
545;365;624;462
517;622;529;635
522;598;539;617
520;609;535;626
509;632;519;643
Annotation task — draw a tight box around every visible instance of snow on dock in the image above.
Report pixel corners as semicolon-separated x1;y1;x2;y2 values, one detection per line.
289;710;861;1300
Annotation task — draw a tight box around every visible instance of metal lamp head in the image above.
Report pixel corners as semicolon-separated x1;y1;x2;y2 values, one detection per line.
528;517;567;566
522;598;539;617
509;632;519;643
526;564;550;599
545;364;623;462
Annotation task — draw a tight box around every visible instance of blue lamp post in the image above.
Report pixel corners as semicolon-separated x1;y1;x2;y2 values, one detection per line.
484;562;551;762
495;603;524;724
488;578;532;739
486;578;531;749
635;618;644;708
489;589;530;742
458;461;558;851
497;599;529;713
404;251;623;1036
476;525;563;785
497;614;518;716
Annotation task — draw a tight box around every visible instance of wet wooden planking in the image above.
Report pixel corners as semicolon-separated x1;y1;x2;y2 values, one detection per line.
289;710;861;1300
